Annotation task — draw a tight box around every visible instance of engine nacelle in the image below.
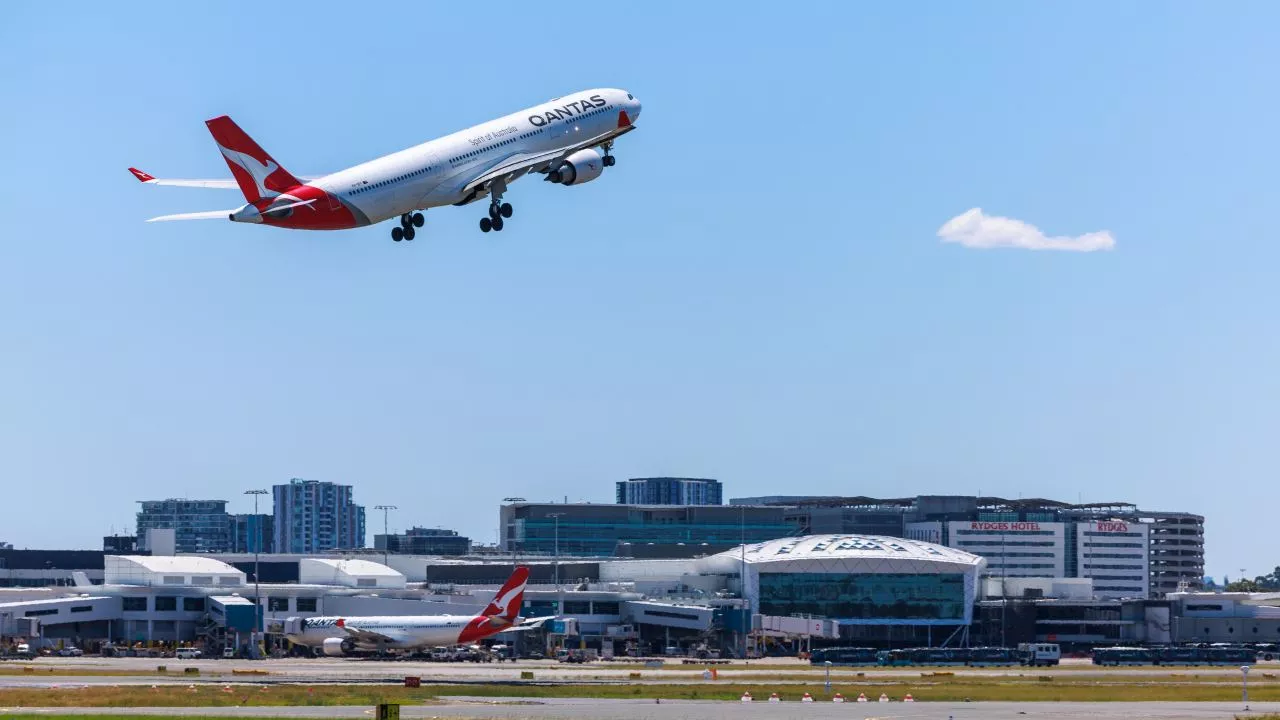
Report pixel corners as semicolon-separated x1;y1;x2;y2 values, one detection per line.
546;149;605;186
322;637;355;656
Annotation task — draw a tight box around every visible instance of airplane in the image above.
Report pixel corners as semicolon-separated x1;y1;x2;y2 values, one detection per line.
282;566;553;656
129;88;641;240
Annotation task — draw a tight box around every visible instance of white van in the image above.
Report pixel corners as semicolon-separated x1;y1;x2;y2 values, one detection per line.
1017;643;1061;666
175;648;202;659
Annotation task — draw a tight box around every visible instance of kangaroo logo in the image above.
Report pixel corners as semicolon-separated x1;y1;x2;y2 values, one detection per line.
489;582;524;617
218;144;282;200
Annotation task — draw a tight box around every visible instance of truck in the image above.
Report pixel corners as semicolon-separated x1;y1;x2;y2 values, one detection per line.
1017;643;1061;666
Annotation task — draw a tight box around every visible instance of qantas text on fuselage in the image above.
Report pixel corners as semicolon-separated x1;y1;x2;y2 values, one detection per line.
130;89;641;240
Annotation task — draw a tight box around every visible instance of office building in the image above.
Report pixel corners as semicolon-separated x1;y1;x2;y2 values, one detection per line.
374;527;471;556
102;535;138;554
272;479;365;553
500;502;796;557
228;514;274;554
616;477;722;505
135;499;231;554
733;495;1203;599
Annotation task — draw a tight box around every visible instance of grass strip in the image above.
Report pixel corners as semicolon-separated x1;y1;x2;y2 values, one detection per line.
1;679;1279;706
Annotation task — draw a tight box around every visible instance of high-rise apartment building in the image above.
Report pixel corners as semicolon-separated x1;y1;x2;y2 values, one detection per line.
228;513;274;553
615;477;723;505
135;499;231;553
272;479;365;553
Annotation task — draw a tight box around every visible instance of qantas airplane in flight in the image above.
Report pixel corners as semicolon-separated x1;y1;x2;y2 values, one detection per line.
283;566;551;655
130;88;641;240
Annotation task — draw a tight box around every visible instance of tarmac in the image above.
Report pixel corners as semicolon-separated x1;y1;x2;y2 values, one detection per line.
0;699;1276;720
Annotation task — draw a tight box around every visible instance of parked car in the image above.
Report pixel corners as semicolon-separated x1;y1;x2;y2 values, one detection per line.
57;646;84;657
222;647;236;659
175;648;202;659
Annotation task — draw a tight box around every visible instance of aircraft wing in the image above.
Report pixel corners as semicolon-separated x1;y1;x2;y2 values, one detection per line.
129;167;317;188
336;623;416;646
500;616;558;633
459;125;636;198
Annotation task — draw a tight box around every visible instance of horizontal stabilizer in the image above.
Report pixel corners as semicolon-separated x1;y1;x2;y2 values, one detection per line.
146;209;235;222
129;167;316;189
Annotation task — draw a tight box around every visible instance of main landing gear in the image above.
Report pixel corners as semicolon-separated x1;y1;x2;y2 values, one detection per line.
479;196;513;233
391;212;424;241
602;140;617;167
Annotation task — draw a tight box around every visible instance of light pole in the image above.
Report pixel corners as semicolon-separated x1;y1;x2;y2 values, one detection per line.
1242;665;1250;710
547;513;565;588
740;505;748;658
824;660;832;693
244;489;268;658
374;505;398;567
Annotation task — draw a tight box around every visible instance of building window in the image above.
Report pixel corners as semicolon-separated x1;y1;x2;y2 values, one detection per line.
562;601;591;615
24;608;58;617
268;597;290;612
163;576;185;585
591;602;620;615
183;597;206;612
296;598;317;612
219;577;239;585
356;578;376;587
123;597;147;612
155;596;177;612
191;576;213;586
70;605;93;613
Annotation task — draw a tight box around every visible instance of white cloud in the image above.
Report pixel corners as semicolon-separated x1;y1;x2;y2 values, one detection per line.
937;208;1115;252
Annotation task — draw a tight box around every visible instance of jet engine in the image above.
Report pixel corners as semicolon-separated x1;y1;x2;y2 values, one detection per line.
545;149;605;186
322;637;355;657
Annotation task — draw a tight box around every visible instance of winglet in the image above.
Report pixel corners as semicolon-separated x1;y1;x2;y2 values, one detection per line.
129;167;156;183
617;110;632;129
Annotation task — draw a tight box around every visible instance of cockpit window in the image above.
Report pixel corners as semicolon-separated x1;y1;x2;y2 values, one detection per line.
627;93;634;100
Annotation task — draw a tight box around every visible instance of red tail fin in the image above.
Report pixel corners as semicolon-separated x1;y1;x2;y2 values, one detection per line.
205;116;301;203
481;567;529;622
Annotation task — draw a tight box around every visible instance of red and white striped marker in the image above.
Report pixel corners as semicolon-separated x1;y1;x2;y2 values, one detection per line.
904;693;915;702
878;692;890;702
740;691;752;702
768;692;780;702
801;692;814;703
832;692;845;703
857;692;868;702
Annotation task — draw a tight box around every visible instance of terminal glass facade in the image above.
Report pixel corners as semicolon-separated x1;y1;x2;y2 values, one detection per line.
758;572;967;622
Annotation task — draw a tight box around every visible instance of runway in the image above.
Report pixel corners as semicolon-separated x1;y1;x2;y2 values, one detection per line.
1;699;1275;720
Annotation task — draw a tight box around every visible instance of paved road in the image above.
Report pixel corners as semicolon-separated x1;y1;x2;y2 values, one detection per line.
1;699;1276;720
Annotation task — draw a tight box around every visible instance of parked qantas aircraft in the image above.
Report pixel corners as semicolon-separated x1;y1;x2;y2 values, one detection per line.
130;88;641;240
283;566;550;655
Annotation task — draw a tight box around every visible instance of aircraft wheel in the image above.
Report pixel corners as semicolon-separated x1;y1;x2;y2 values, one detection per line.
492;216;504;232
412;212;425;228
391;226;404;242
603;155;616;167
480;217;492;233
403;225;415;241
500;202;513;219
488;203;501;220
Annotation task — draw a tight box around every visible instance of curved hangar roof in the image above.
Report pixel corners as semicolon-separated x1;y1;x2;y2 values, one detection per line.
701;535;985;575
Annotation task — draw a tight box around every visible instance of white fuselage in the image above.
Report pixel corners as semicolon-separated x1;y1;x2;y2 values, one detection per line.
313;88;640;225
286;614;492;650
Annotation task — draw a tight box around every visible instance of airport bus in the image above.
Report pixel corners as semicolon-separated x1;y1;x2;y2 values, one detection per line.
809;647;880;666
1092;647;1155;666
966;646;1021;666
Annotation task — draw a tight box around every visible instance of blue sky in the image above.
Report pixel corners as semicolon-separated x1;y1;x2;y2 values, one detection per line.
2;3;1277;580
